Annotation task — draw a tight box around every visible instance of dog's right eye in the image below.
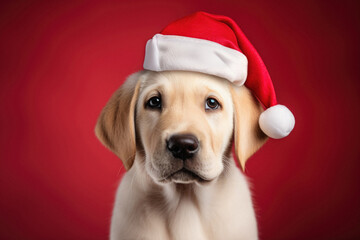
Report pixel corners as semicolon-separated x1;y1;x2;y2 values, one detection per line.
146;96;162;109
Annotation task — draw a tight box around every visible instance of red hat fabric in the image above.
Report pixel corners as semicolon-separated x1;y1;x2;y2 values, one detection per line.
143;11;295;139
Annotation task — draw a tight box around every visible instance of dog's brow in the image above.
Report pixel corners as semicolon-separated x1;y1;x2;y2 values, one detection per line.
141;84;165;98
197;86;224;102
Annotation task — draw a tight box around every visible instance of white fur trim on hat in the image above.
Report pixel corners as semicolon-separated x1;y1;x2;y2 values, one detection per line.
259;105;295;139
143;34;248;86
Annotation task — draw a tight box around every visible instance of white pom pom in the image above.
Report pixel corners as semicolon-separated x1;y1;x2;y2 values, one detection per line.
259;105;295;139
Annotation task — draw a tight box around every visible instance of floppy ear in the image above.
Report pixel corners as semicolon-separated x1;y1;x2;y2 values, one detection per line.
230;86;268;170
95;72;143;170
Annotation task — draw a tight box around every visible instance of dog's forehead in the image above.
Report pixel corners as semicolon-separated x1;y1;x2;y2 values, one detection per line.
140;71;231;96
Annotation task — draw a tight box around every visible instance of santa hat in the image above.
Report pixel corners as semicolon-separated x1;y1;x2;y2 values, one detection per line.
143;11;295;139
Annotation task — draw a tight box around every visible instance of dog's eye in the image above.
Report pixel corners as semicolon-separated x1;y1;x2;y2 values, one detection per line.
146;96;162;109
205;98;220;110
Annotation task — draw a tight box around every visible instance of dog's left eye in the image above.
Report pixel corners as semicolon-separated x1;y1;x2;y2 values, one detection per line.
205;98;220;110
146;96;162;109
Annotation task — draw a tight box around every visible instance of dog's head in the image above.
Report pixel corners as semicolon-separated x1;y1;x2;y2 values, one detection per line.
95;71;267;184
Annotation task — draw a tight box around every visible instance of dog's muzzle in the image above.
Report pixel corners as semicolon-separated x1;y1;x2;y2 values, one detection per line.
162;134;209;184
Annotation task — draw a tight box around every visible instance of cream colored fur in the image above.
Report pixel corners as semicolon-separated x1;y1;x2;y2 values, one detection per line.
95;71;267;240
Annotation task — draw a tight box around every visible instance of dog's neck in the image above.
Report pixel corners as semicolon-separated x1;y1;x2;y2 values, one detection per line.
116;154;255;240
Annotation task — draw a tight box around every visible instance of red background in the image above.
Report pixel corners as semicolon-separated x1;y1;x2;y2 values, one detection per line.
1;0;359;239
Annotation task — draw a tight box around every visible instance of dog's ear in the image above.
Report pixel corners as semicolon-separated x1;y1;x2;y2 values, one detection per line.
95;72;143;170
230;86;268;170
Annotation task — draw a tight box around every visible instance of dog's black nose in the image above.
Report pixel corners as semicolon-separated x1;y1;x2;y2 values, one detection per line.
167;134;199;160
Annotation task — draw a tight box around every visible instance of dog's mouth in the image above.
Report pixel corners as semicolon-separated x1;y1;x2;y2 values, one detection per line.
161;168;211;184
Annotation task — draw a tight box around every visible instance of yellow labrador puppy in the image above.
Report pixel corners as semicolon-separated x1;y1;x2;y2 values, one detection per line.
95;70;267;240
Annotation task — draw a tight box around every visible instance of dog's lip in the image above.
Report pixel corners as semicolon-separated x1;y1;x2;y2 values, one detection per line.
163;168;212;184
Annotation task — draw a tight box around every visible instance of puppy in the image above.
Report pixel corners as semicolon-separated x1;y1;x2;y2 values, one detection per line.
95;70;267;240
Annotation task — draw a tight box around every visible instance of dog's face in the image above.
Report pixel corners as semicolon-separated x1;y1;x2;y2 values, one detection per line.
136;71;234;184
95;70;267;184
